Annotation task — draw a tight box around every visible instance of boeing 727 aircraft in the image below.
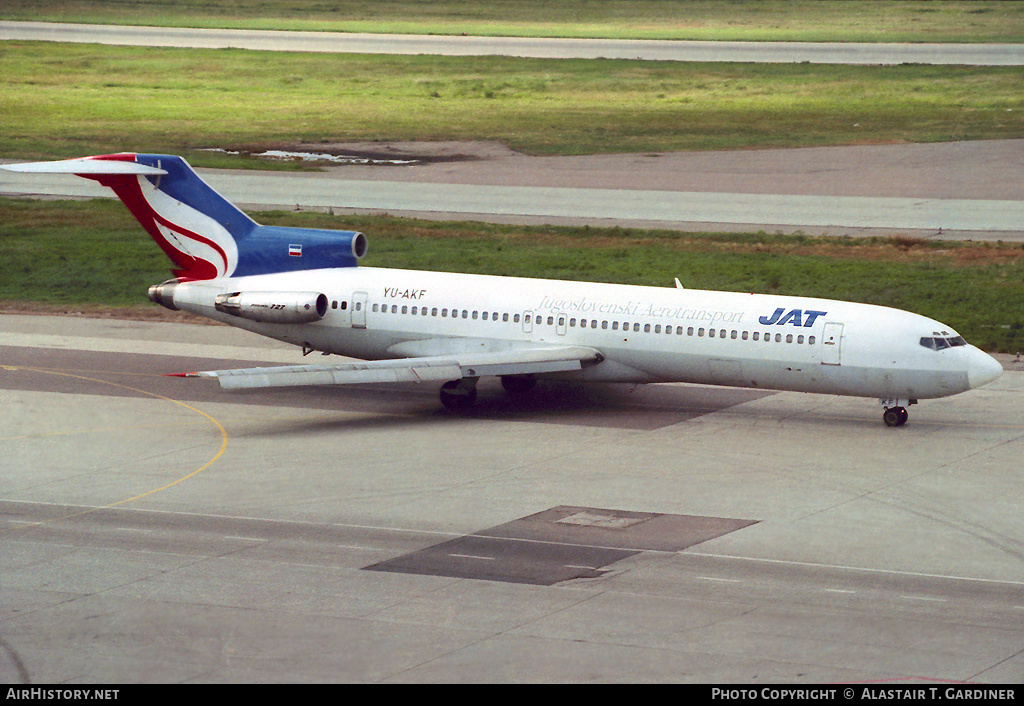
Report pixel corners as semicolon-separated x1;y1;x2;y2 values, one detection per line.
1;153;1003;426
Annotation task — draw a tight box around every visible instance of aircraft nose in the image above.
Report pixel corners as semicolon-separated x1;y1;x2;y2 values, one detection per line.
967;347;1003;389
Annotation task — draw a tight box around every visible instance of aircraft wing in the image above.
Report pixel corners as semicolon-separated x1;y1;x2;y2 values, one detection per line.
174;344;602;390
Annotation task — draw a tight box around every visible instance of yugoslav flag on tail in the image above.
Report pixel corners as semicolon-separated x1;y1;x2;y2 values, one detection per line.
1;153;367;279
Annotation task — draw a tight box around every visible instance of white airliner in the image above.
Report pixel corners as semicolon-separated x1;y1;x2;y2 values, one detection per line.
1;153;1003;426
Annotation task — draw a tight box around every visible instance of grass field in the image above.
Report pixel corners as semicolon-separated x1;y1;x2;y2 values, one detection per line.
3;0;1024;42
2;42;1022;162
2;198;1021;352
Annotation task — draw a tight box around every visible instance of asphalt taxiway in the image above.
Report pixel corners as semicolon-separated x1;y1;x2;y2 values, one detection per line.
2;314;1022;683
4;21;1023;65
4;140;1024;240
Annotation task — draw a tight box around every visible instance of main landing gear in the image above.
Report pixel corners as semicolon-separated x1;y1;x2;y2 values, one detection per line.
438;375;538;410
880;398;916;427
439;378;478;411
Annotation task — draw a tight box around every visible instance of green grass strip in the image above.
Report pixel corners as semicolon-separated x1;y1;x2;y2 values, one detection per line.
2;43;1022;161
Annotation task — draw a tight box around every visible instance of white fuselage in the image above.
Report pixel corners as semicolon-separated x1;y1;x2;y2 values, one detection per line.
168;266;1003;403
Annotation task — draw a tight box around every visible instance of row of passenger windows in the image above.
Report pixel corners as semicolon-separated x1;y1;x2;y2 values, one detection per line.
369;303;817;345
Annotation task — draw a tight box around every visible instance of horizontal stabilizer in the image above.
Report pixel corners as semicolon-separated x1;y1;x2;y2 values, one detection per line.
174;345;601;390
1;157;167;176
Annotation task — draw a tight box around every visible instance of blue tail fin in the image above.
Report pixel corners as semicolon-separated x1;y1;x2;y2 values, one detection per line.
5;153;366;279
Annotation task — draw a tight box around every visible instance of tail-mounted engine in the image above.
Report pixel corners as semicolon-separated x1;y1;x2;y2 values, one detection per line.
213;291;329;324
148;280;329;324
148;279;180;310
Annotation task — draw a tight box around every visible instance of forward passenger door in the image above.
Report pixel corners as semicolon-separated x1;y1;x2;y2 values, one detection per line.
821;322;843;365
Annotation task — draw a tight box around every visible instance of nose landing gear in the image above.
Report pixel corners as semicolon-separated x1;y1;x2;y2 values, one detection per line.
882;406;909;427
880;398;916;427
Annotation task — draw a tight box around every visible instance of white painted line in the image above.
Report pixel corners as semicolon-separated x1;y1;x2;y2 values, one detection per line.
448;553;495;561
690;550;1024;588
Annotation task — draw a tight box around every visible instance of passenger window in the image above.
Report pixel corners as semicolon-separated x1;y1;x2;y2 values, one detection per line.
644;324;651;333
775;333;782;342
809;336;816;345
742;331;748;340
786;334;793;343
753;332;759;341
797;335;804;344
373;303;380;313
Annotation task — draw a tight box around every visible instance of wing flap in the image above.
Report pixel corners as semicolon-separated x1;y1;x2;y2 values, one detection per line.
207;361;463;390
182;345;601;390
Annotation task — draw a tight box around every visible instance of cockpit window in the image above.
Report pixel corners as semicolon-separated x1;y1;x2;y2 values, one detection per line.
919;335;967;351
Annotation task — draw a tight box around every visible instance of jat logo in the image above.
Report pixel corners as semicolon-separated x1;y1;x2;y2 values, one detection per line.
758;308;827;327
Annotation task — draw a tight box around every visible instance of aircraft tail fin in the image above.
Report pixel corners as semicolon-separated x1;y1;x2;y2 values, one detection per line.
2;153;366;279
